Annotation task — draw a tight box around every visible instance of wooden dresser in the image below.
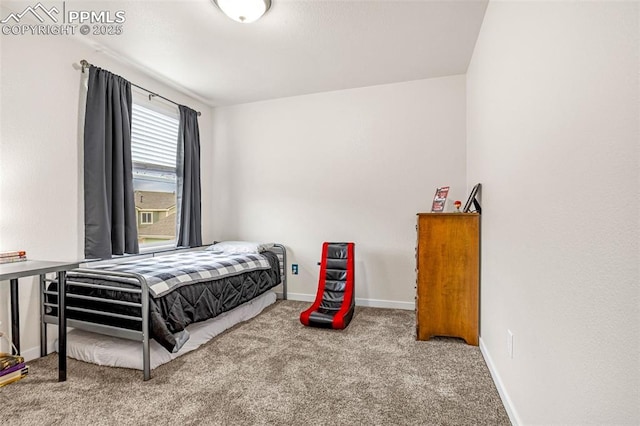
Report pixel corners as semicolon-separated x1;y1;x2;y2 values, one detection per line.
415;213;479;346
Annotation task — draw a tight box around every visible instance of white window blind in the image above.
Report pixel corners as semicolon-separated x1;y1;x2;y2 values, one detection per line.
131;101;179;248
131;103;179;169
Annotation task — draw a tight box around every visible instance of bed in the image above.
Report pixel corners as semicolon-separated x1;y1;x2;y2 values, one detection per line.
40;242;287;380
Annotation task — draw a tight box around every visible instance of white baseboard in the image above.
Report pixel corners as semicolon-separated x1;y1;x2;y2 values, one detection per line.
284;292;414;310
479;337;520;426
14;329;62;363
284;292;315;302
355;297;414;310
18;344;47;363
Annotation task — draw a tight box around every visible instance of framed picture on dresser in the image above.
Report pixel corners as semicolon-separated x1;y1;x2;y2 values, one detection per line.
431;186;449;212
463;183;482;213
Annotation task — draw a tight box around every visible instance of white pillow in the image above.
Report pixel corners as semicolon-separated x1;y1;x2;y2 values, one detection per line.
206;241;274;255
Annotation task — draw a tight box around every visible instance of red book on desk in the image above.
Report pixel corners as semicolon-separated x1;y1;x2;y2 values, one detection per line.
0;250;26;258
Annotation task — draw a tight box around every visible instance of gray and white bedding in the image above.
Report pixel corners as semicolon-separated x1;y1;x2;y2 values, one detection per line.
74;251;273;297
48;250;281;353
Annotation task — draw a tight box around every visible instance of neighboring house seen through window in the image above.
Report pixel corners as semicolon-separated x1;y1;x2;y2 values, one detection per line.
131;101;179;248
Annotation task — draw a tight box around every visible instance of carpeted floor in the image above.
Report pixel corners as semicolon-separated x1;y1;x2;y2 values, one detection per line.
0;301;509;425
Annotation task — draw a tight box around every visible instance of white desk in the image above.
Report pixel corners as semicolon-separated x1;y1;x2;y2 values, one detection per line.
0;260;80;382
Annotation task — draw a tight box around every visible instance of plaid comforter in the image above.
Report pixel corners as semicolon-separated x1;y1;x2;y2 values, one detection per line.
70;251;272;298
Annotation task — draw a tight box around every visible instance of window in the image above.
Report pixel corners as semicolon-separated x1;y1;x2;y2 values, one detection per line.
140;212;153;224
131;101;179;248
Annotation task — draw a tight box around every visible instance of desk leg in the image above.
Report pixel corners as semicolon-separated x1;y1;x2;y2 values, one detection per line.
9;278;20;355
40;274;47;357
57;271;67;382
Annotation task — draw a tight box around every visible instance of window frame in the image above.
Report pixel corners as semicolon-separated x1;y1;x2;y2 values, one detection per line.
130;93;180;250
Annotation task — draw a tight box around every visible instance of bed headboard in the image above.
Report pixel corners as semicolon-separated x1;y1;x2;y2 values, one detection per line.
207;242;287;300
268;244;287;300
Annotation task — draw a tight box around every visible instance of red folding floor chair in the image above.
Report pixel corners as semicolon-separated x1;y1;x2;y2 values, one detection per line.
300;242;355;330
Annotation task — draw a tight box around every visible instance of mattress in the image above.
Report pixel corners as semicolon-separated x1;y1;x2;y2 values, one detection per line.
57;291;277;371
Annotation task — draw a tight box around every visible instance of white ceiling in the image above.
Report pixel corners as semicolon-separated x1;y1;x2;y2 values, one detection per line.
85;0;488;107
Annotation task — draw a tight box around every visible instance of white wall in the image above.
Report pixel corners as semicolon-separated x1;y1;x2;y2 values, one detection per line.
467;1;639;424
0;32;214;358
212;76;467;306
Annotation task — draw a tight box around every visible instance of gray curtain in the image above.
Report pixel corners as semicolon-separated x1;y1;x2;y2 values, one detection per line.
84;65;139;259
176;105;202;247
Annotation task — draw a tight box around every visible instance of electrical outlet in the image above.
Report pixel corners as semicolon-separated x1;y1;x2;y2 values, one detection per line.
507;329;514;359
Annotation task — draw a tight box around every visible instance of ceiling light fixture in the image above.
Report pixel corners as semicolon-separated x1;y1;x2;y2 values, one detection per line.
213;0;271;23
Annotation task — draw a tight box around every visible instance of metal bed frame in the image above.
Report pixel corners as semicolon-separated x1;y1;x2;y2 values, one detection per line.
40;244;287;381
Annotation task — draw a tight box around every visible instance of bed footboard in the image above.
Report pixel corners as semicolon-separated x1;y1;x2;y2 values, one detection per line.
42;270;152;380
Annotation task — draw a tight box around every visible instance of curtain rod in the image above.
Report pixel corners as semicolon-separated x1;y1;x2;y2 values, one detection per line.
80;60;202;117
